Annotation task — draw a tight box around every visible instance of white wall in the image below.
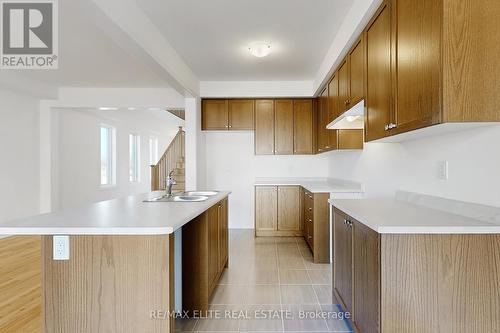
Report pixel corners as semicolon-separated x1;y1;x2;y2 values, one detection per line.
205;132;332;228
0;89;40;226
329;125;500;207
54;108;184;210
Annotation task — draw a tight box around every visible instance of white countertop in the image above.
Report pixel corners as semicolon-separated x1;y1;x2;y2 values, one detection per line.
0;191;230;235
254;177;364;194
330;191;500;234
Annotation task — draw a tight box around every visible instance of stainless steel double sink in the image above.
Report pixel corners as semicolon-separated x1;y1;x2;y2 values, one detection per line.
144;191;218;203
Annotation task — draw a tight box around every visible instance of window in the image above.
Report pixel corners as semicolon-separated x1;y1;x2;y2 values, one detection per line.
149;136;159;165
100;125;116;186
129;134;141;182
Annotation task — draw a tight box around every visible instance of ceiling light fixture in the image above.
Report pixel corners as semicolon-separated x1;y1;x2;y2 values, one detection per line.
98;107;118;111
248;41;272;58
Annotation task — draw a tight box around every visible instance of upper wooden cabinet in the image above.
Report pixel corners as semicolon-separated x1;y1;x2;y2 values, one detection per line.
255;100;275;155
349;37;365;107
274;100;294;155
202;99;254;130
363;0;500;141
202;100;228;130
365;1;392;142
293;99;314;154
338;129;364;150
254;98;316;155
338;59;350;115
391;0;441;134
228;99;254;130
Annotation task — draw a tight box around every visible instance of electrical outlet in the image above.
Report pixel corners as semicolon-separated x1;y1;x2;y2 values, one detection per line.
439;161;449;180
53;235;70;260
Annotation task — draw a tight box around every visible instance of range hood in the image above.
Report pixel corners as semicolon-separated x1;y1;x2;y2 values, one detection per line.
326;100;364;130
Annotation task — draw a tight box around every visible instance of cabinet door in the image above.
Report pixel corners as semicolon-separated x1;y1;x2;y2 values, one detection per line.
202;100;228;130
218;198;229;271
349;37;365;107
293;99;313;155
255;186;278;231
365;2;392;142
255;100;275;155
338;129;363;150
333;210;353;313
274;100;294;155
277;186;300;231
353;220;380;333
228;99;254;130
207;205;220;292
338;59;350;115
327;75;339;149
317;88;328;152
392;0;442;133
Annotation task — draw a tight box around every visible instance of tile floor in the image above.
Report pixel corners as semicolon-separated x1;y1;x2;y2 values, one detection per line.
177;229;352;332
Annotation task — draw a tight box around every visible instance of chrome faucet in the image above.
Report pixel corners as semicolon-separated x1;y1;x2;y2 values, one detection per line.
165;170;177;197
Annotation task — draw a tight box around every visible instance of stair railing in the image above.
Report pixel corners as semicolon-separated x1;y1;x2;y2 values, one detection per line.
151;126;185;191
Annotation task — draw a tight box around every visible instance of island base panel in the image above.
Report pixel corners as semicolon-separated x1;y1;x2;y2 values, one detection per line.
42;235;175;333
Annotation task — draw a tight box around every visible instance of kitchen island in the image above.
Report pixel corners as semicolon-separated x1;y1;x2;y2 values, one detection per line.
0;191;230;333
330;191;500;333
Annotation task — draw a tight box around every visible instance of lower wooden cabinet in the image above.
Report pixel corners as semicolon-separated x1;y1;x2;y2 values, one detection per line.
182;197;229;314
333;208;379;332
303;189;330;263
255;185;301;236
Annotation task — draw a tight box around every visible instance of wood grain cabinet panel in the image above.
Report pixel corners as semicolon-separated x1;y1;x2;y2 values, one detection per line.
353;220;380;333
349;37;365;107
218;198;228;272
293;99;314;154
392;0;442;134
255;186;278;232
338;129;364;150
338;59;350;115
274;100;294;155
327;75;339;149
317;88;330;152
255;100;275;155
365;1;392;142
333;210;353;313
202;100;229;130
277;186;300;231
228;99;254;130
207;205;220;294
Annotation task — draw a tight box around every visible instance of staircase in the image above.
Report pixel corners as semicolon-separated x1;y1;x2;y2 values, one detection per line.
150;127;185;192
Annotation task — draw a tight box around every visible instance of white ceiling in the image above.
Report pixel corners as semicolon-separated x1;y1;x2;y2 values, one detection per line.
17;0;169;88
136;0;354;81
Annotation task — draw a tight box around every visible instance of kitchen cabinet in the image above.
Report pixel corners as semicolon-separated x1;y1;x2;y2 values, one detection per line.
228;99;254;130
303;189;330;263
277;186;300;231
218;197;228;272
349;37;365;107
333;209;353;313
255;185;301;236
183;198;229;315
255;100;275;155
391;0;441;135
338;59;350;115
317;87;336;152
353;219;380;333
338;129;364;149
274;100;294;155
202;99;254;130
334;208;380;332
363;0;500;141
293;99;314;154
202;99;228;130
364;1;392;142
327;74;339;148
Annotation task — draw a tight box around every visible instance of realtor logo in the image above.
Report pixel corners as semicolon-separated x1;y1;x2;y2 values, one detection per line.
1;0;58;69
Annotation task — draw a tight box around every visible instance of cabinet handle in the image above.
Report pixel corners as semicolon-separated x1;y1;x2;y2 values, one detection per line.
308;219;312;223
308;208;312;211
385;123;397;131
308;236;313;240
229;125;232;128
326;145;330;148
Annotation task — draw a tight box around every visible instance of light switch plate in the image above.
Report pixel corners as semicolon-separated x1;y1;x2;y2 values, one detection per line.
53;235;70;260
